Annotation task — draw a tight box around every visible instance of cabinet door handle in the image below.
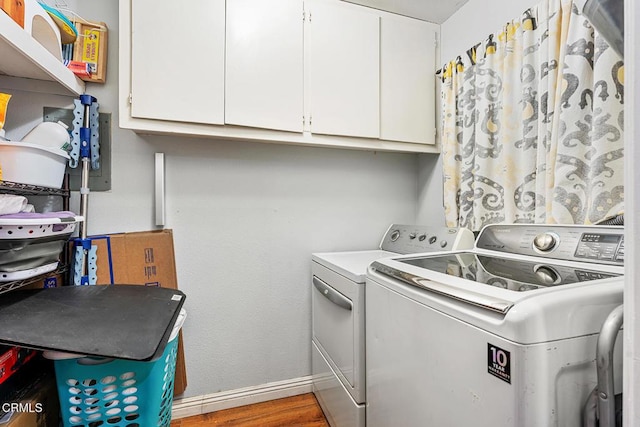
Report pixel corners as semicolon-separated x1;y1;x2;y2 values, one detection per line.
312;276;352;311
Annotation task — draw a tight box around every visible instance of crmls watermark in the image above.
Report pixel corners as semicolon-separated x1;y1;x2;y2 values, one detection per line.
1;402;44;413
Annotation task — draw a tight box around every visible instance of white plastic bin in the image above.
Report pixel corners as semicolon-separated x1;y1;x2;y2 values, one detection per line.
22;121;71;150
0;141;69;188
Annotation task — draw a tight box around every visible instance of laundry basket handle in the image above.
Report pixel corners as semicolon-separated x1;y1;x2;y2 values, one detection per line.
77;357;116;366
596;304;624;427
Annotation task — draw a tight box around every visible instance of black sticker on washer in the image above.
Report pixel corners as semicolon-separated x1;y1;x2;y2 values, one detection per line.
487;343;511;384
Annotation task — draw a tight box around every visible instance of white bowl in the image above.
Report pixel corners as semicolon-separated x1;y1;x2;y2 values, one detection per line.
0;141;69;188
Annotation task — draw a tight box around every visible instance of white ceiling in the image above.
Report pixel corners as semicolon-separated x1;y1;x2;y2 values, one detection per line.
342;0;470;23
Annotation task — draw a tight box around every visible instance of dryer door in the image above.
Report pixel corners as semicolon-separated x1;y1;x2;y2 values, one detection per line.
312;262;365;403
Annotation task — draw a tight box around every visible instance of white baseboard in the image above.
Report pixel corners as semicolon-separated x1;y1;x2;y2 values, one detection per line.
171;375;314;420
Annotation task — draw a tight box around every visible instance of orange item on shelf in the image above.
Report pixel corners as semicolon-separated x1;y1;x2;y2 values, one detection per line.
65;60;91;78
0;92;10;131
0;0;25;27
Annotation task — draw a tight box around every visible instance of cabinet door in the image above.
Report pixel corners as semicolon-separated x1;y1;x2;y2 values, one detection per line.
380;15;436;145
130;0;225;125
225;0;303;133
306;0;380;139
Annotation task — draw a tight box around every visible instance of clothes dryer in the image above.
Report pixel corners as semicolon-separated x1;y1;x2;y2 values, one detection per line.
311;224;474;427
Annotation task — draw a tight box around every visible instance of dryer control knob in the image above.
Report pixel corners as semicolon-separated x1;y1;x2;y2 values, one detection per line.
409;233;417;240
440;240;448;248
533;232;558;252
418;234;427;241
390;230;401;241
428;236;437;244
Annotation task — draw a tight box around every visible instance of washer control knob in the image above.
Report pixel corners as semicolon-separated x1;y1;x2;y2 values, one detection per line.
440;240;448;248
533;232;558;252
534;265;559;285
409;233;417;240
418;234;427;241
390;230;400;242
428;236;437;244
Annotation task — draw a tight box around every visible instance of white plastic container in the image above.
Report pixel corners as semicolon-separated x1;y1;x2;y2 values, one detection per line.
0;215;84;276
22;121;71;150
0;261;58;282
0;141;69;188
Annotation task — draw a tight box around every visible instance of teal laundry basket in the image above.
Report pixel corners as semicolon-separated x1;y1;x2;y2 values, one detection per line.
48;309;186;427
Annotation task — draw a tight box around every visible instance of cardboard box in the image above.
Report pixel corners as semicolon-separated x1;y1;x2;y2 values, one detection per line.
90;229;187;395
92;229;178;287
22;272;64;290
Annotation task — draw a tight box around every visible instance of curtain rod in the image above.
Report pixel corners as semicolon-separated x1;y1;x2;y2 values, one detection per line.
436;7;538;77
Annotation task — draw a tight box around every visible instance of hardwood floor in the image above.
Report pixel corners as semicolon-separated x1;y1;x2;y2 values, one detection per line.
170;393;329;427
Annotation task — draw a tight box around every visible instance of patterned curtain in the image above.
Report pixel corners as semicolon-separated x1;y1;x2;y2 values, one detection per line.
440;0;624;231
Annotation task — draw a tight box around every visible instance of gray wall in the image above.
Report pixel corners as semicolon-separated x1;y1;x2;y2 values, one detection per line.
417;154;445;226
2;0;426;397
441;0;539;58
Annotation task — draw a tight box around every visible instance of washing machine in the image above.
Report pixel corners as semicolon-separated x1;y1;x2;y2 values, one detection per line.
365;224;625;427
311;224;474;427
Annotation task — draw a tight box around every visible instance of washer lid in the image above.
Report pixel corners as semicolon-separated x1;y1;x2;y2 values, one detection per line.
370;250;623;315
399;252;621;293
368;252;624;343
312;249;396;283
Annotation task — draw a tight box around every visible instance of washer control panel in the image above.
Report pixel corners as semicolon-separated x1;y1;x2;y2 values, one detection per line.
476;224;624;265
575;233;625;263
379;224;475;254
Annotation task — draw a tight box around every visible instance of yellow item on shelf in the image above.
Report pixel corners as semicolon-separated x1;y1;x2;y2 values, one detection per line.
37;2;77;44
1;92;10;180
81;26;101;73
70;19;108;83
49;13;77;44
0;92;11;132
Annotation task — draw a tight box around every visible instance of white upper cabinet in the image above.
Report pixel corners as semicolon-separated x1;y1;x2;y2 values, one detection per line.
130;0;225;125
305;0;380;139
225;0;304;133
380;14;437;145
119;0;440;153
